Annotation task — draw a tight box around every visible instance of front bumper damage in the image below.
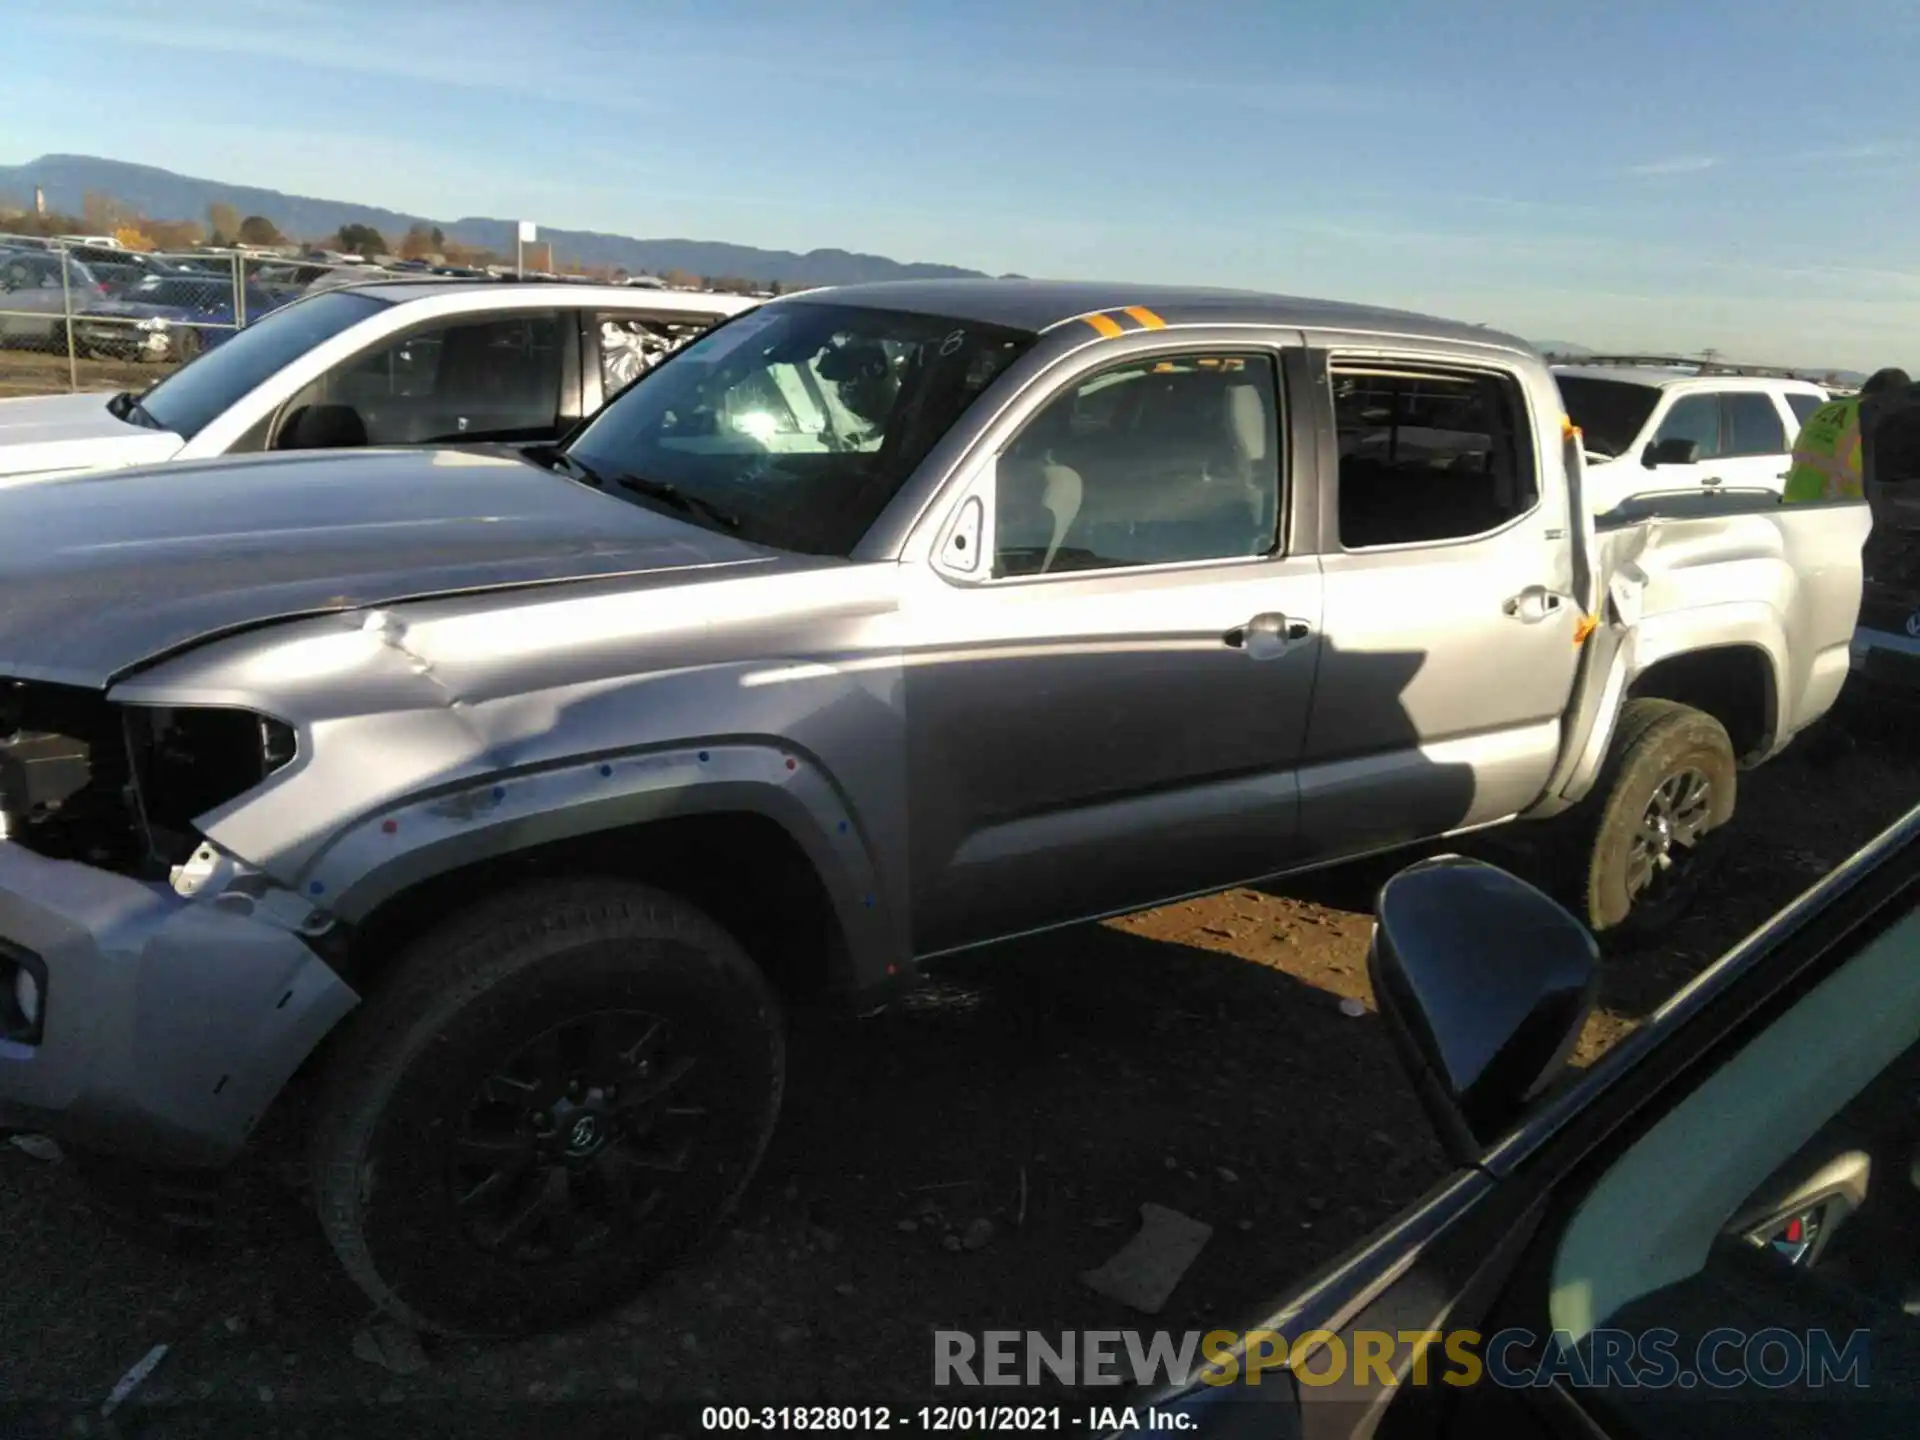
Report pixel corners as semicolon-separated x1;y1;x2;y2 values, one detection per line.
0;839;358;1168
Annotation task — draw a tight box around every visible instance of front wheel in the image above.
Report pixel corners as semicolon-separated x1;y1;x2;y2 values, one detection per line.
308;879;785;1337
1576;698;1738;937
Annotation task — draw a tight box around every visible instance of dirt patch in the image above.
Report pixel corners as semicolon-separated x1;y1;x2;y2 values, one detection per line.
0;725;1915;1432
0;347;169;399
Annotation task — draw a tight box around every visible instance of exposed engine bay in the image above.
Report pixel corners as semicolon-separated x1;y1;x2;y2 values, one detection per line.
0;679;295;877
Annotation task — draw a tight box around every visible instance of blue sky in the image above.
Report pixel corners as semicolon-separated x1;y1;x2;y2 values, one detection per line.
8;0;1918;369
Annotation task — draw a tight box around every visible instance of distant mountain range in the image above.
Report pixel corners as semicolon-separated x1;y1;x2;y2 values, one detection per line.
0;154;997;288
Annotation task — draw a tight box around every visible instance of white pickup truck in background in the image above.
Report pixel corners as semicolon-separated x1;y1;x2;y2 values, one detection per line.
1554;360;1828;515
0;279;755;486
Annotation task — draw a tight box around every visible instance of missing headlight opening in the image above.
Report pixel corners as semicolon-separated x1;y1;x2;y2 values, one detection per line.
0;679;296;876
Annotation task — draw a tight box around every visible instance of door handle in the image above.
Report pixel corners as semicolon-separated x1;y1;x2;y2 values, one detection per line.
1503;586;1565;624
1702;474;1723;487
1224;613;1311;658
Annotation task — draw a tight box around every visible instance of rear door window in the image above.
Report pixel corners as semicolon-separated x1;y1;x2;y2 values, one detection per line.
1787;392;1826;428
1723;392;1788;457
1333;363;1539;548
594;311;718;396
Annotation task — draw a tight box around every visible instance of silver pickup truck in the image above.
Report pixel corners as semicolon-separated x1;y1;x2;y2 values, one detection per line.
0;280;1867;1337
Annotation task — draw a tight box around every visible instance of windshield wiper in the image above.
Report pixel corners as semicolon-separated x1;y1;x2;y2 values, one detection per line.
616;473;743;532
549;450;743;532
106;390;162;430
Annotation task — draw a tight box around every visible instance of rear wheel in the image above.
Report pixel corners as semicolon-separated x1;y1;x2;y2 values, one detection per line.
308;879;785;1337
1573;699;1738;938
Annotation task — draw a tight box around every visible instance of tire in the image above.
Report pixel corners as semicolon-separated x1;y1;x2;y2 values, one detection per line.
1573;699;1738;938
168;327;201;365
308;879;785;1337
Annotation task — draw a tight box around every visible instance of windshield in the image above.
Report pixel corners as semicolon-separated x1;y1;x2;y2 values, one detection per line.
565;300;1037;556
1556;375;1662;458
135;288;387;440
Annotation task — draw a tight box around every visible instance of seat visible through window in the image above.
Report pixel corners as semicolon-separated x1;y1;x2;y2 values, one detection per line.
1334;365;1537;548
995;354;1281;576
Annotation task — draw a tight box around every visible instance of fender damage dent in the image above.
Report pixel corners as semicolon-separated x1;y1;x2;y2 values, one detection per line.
124;573;913;996
302;741;897;989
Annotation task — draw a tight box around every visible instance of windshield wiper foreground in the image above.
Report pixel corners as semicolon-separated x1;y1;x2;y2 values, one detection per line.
546;451;742;532
614;474;742;532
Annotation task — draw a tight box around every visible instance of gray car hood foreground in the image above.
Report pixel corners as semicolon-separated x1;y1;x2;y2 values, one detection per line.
0;446;773;688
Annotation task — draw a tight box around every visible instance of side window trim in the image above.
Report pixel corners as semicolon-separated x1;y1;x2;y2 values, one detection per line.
1325;352;1544;553
954;345;1291;587
558;307;586;424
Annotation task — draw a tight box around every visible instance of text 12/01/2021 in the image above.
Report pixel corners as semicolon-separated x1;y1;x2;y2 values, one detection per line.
698;1404;1195;1432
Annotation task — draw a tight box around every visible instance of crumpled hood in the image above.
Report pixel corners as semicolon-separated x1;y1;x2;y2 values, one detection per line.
0;446;774;688
0;389;184;482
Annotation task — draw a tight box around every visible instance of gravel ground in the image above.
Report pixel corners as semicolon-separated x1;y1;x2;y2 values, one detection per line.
1;715;1914;1438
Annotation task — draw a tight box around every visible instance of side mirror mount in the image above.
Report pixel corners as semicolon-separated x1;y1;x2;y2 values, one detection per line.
1643;437;1702;469
932;462;995;582
940;495;984;575
1369;856;1599;1165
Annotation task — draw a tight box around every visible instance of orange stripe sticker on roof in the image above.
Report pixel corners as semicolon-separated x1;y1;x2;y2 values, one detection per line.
1123;306;1167;330
1080;313;1125;338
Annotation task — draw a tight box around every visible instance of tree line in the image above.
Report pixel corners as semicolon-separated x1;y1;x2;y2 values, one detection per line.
2;190;785;293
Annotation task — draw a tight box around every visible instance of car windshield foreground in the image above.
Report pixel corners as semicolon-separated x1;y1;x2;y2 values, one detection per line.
562;299;1038;556
1558;375;1663;459
129;287;390;440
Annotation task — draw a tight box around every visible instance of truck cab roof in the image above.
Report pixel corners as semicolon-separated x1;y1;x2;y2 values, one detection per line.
780;278;1535;352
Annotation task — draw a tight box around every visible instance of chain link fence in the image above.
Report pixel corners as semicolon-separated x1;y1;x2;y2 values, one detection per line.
0;244;387;396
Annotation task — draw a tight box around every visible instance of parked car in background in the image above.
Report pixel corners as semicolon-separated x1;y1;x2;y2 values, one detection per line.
0;279;757;482
1554;361;1828;515
1132;800;1920;1438
0;280;1864;1339
50;242;179;296
300;262;395;294
0;251;115;349
73;274;289;363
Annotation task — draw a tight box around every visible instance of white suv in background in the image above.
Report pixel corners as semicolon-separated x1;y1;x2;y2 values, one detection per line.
1553;362;1828;514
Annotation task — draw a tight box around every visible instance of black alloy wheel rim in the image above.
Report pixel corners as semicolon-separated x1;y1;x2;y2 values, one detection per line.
448;1010;705;1263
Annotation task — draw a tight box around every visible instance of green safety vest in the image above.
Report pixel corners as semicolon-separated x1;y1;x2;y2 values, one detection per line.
1783;396;1864;503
